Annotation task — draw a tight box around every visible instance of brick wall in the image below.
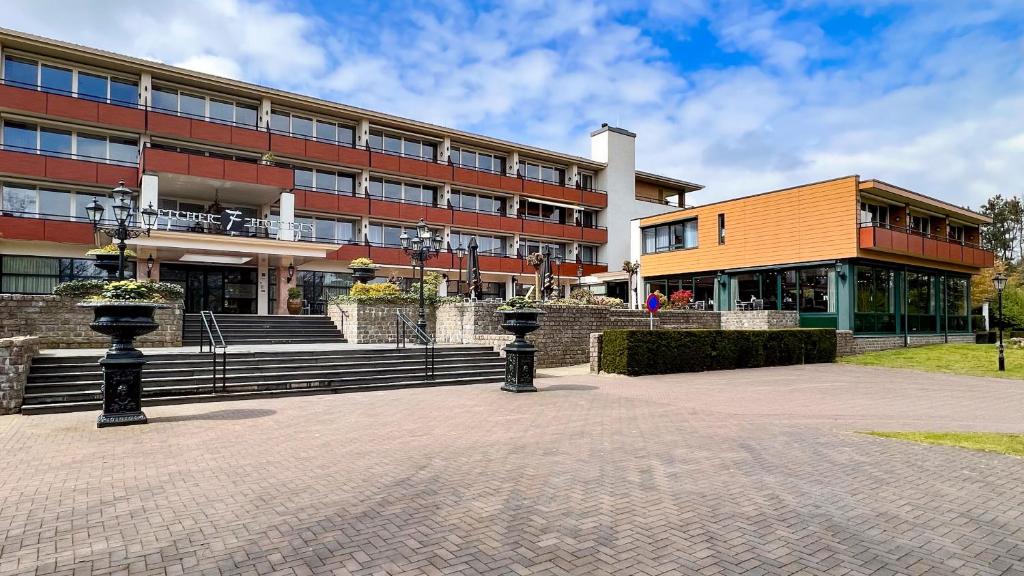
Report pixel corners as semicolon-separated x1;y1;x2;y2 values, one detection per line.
0;336;40;415
0;295;182;348
720;311;800;330
852;334;974;354
836;330;855;356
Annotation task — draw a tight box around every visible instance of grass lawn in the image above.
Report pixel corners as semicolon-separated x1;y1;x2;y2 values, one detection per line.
863;432;1024;457
839;343;1024;379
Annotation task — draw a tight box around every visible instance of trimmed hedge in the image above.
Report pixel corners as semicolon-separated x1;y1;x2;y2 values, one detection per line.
600;329;837;376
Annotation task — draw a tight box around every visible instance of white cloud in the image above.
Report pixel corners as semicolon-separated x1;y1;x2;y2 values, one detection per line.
3;0;1022;210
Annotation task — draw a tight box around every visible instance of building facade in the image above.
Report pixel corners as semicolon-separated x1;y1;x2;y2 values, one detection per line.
633;176;994;343
0;29;699;315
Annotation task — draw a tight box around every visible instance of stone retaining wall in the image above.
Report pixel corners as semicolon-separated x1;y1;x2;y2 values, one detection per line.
330;302;437;344
0;336;40;415
851;333;974;354
720;310;800;330
434;302;720;368
0;295;182;348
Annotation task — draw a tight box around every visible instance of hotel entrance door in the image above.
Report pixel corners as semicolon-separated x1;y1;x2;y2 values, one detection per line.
162;264;258;314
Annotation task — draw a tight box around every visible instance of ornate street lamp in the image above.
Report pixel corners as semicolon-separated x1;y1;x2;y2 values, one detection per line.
455;242;467;297
623;260;640;309
401;219;441;341
994;272;1007;372
86;181;157;280
576;264;584;291
551;252;562;298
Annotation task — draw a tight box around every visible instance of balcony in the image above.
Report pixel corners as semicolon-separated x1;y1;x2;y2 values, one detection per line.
144;147;292;188
0;214;95;244
0;146;138;187
0;80;146;132
327;242;607;276
858;223;994;268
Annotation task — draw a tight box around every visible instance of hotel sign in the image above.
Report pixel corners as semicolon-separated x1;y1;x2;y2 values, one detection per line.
157;208;314;239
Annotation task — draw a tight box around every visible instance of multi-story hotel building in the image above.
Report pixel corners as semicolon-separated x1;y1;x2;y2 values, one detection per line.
0;29;700;315
634;176;994;345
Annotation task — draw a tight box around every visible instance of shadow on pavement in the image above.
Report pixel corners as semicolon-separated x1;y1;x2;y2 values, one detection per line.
540;384;598;391
149;408;277;423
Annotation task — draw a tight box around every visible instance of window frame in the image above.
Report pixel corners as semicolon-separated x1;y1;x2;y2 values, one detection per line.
640;218;699;254
2;51;140;107
270;108;356;146
367;128;438;161
151;82;260;127
0;120;139;166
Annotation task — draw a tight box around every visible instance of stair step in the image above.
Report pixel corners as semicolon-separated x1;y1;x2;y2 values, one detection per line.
20;371;506;412
30;346;496;366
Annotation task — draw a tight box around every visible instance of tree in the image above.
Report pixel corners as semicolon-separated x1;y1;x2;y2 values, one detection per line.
971;259;1010;308
980;195;1017;262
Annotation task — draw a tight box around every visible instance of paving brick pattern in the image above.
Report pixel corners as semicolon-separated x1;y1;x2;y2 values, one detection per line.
2;364;1024;575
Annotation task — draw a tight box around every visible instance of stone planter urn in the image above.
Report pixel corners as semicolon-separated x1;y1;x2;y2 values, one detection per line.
92;253;122;280
80;301;166;428
287;298;302;315
351;266;376;284
497;308;544;392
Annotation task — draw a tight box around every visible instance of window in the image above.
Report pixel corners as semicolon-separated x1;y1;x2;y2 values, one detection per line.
449;231;509;256
450;146;506;174
449;190;507;215
579;172;595;190
579;245;598;264
854;266;896;333
640;219;698;253
3;55;139;105
300;215;359;244
909;214;931;235
948;224;965;243
580;210;597;228
517;159;564;185
906;272;935;332
367;222;441;247
859;202;890;225
517;199;566;224
152;85;259;127
368;176;437;205
519;240;565;260
293;168;355;195
1;121;137;165
718;213;725;245
798;268;834;313
0;255;132;295
945;276;969;332
368;129;435;161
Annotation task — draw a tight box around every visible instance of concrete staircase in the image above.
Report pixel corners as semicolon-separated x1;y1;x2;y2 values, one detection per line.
182;314;346;346
21;346;505;414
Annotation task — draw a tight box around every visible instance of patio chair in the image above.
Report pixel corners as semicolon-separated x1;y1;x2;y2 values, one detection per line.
753;298;764;310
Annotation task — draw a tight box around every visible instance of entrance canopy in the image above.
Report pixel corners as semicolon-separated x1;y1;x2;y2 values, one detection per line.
130;230;331;268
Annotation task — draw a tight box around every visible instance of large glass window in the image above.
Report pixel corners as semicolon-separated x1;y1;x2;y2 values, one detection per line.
2;121;137;165
945;276;969;332
519;240;565;260
855;266;896;333
906;271;935;332
798;268;834;313
1;184;37;215
153;85;258;127
518;199;566;224
368;129;435;160
0;255;131;295
451;146;506;174
272;111;354;145
450;190;506;215
3;55;137;105
859;202;889;225
367;222;440;247
294;168;355;195
640;219;698;253
517;160;564;184
450;231;509;256
368;176;436;205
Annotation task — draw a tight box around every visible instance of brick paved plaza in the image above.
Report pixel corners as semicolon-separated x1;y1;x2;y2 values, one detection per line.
2;364;1024;576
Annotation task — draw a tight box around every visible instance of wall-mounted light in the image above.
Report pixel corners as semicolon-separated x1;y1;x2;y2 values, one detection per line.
834;260;846;280
287;263;295;283
146;254;154;278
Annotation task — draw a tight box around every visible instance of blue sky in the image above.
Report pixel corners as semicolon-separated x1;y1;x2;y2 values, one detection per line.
5;0;1023;207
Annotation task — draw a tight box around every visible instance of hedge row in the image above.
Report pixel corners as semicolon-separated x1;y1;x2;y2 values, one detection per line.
600;329;837;376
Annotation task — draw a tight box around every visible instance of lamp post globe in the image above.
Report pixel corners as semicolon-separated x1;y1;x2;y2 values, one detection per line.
994;272;1007;372
87;182;154;281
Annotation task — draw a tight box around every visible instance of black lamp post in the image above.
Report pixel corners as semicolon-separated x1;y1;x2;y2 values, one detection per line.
455;242;467;297
551;253;562;298
994;272;1007;372
400;219;441;341
145;254;154;278
85;181;158;280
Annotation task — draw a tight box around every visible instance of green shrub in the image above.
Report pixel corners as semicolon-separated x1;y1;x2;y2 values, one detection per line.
972;315;987;331
54;279;183;301
53;279;106;298
349;257;375;268
94;280;157;302
287;287;302;300
600;329;837;376
86;244;136;257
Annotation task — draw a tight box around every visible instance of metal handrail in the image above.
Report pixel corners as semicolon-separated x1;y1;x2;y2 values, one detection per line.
330;301;347;334
395;310;435;381
199;311;228;392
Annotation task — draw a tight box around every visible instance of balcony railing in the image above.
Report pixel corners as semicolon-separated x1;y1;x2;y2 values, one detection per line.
858;222;994;268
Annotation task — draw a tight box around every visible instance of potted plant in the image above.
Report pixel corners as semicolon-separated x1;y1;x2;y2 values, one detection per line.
260;151;276;166
495;296;545;393
86;244;136;280
77;280;170;428
287;286;303;315
349;257;377;284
